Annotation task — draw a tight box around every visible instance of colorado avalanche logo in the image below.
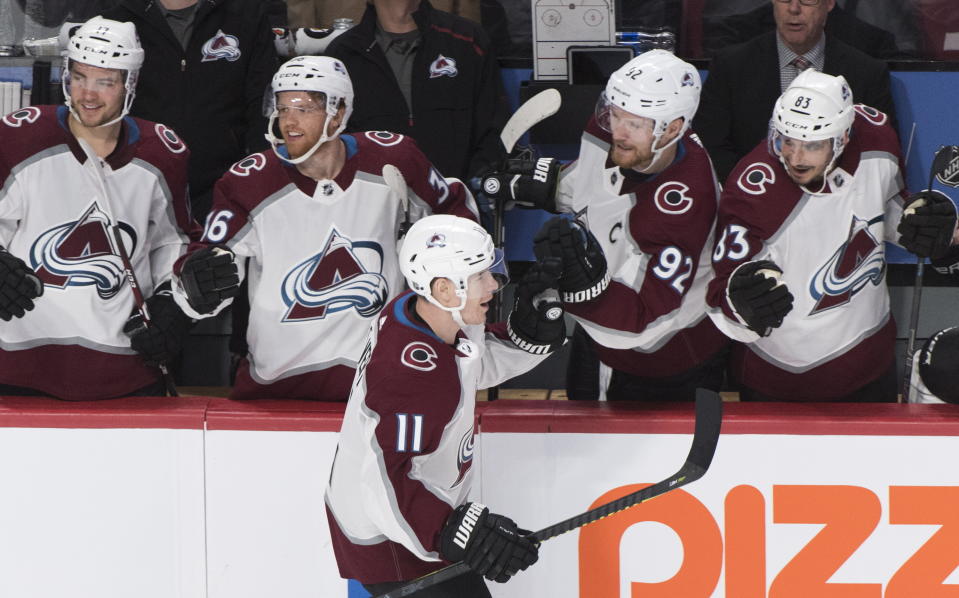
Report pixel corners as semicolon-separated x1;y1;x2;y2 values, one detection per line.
853;104;888;126
429;54;458;78
401;341;438;371
364;131;404;147
280;229;389;322
681;72;696;87
2;106;41;127
738;162;776;196
155;123;186;154
29;202;136;299
451;427;475;488
427;233;446;248
809;214;885;314
653;181;694;215
201;29;241;62
229;153;267;177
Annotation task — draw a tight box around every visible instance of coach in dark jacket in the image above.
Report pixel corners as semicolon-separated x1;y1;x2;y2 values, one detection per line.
326;0;507;183
103;0;278;219
694;0;895;183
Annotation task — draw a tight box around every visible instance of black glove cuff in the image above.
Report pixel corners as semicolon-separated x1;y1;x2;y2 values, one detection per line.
507;315;563;355
561;270;610;303
439;502;489;562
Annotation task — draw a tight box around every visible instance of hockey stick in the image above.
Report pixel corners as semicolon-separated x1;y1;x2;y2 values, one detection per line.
500;88;562;155
488;89;563;401
901;145;958;401
383;165;411;239
375;388;723;598
77;138;179;397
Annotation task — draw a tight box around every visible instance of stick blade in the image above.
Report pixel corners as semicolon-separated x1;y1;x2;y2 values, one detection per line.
500;88;562;154
684;388;723;476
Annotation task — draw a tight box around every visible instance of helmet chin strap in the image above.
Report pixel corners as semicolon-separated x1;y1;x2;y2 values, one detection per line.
636;121;683;174
266;110;342;165
424;289;469;328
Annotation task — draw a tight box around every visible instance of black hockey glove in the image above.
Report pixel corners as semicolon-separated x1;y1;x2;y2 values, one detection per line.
533;217;609;303
897;190;958;259
481;157;560;212
0;248;43;321
123;282;193;367
507;257;566;354
727;260;794;336
179;246;240;314
439;502;539;583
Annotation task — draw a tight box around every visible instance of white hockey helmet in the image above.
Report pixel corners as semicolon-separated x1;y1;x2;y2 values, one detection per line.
596;49;701;165
62;16;144;127
769;69;854;166
399;215;506;321
265;55;354;164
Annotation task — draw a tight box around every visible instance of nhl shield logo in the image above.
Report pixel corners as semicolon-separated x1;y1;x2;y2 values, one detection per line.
201;30;241;62
428;54;458;78
935;145;959;188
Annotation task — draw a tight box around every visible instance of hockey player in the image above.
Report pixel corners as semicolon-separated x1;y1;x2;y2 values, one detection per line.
517;50;729;401
908;326;959;404
171;56;480;401
325;215;565;596
0;17;197;400
707;69;958;401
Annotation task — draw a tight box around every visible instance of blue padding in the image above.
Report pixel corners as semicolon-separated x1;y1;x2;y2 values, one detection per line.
347;579;371;597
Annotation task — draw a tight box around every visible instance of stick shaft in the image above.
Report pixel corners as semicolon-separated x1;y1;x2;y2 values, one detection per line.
77;139;178;396
376;392;721;598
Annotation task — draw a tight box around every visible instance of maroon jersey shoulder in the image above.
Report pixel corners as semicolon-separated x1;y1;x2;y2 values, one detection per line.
214;150;296;212
349;131;432;180
129;117;191;168
722;143;804;241
847;106;902;160
364;293;461;414
0;106;68;169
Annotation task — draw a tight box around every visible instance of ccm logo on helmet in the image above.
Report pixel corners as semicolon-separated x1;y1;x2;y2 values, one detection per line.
738;163;776;196
401;341;439;372
654;181;694;215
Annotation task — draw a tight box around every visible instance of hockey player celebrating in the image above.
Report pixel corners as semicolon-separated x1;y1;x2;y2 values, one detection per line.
325;214;565;596
707;69;959;402
518;50;729;401
0;17;197;399
172;56;480;401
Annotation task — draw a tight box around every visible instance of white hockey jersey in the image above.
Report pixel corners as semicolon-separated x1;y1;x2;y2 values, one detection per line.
708;106;905;400
0;106;196;399
555;118;728;377
173;132;479;400
324;291;552;584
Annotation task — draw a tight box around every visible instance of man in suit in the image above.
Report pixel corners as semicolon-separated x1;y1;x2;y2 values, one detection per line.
693;0;895;182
